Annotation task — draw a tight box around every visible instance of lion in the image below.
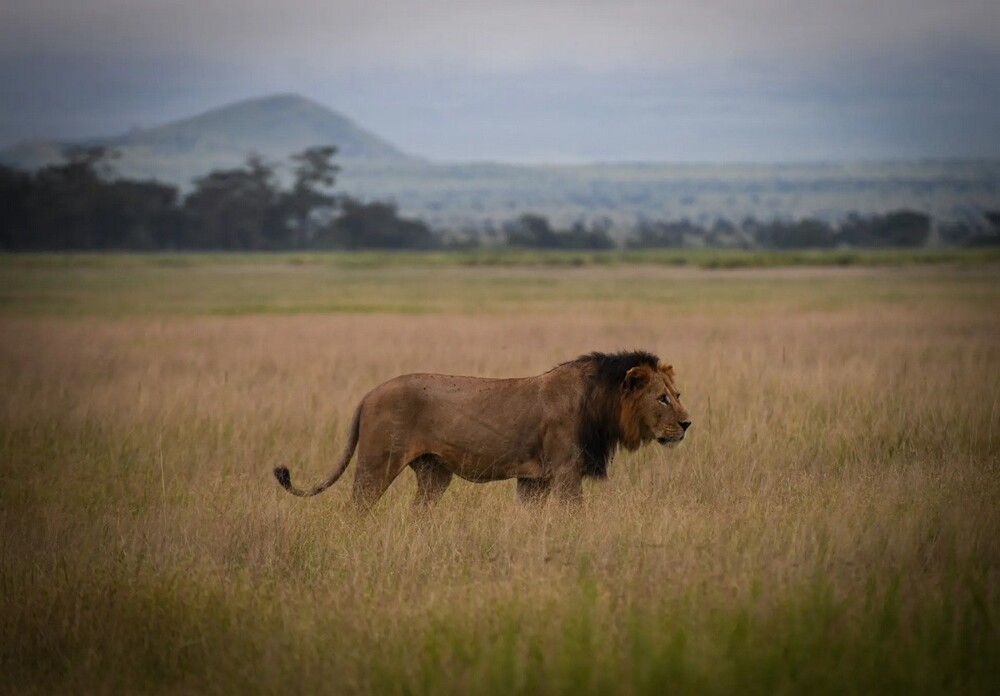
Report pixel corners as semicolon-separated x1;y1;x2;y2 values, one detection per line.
274;350;690;507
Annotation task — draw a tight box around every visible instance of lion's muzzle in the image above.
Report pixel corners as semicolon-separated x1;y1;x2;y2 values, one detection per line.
657;420;690;445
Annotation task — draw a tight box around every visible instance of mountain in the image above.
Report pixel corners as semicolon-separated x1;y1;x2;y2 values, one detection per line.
0;94;421;185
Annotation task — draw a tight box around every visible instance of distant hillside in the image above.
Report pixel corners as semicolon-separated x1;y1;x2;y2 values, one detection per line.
2;94;999;229
0;94;420;184
341;160;1000;231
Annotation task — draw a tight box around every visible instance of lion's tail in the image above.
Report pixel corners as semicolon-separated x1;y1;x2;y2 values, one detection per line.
274;403;362;497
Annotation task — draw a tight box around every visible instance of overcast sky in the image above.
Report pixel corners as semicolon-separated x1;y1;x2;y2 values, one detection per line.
1;0;998;162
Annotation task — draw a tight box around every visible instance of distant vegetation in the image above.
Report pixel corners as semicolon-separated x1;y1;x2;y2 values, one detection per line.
360;159;1000;234
2;146;999;252
0;146;436;251
4;94;999;233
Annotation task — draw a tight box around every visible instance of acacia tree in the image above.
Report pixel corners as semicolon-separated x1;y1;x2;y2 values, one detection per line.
278;146;340;247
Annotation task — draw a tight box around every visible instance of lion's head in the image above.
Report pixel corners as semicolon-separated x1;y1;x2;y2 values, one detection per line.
575;351;691;478
620;362;691;449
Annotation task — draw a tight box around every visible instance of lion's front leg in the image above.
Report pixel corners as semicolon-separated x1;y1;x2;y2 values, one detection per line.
516;477;551;505
542;428;584;503
551;468;583;503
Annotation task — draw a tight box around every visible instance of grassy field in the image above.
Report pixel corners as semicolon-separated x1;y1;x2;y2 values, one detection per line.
1;254;998;694
3;246;999;272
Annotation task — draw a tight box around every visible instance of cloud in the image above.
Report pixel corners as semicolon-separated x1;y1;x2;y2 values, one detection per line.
2;0;997;72
1;0;997;160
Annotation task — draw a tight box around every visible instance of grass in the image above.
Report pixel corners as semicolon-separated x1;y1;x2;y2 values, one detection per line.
2;246;999;271
1;254;998;693
1;252;998;318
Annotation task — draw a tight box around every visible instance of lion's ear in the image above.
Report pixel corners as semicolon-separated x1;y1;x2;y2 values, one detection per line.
623;365;651;392
661;364;675;379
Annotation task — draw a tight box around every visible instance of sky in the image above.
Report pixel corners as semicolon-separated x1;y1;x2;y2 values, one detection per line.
1;0;998;163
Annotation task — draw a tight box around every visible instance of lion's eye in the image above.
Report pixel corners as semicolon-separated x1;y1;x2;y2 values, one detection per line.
658;394;669;405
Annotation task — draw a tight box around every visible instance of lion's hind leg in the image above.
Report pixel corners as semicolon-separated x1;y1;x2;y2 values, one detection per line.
411;455;453;507
352;447;411;510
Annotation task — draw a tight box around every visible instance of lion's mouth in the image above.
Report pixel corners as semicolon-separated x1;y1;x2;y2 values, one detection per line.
657;436;681;445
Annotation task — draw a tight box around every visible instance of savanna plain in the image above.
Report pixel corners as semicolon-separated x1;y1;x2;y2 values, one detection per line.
1;253;998;694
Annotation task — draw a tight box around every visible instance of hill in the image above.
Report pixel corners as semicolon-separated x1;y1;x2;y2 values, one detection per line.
0;94;420;184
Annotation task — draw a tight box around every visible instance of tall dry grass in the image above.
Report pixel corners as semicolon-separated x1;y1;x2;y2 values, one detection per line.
1;263;998;693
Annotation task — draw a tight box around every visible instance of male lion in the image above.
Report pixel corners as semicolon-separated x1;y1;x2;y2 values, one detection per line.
274;350;690;507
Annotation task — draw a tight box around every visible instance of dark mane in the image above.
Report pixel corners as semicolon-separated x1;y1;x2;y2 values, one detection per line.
571;350;661;478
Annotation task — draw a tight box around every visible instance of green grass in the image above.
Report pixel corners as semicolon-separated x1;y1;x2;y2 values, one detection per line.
2;246;999;271
1;250;998;318
8;563;995;694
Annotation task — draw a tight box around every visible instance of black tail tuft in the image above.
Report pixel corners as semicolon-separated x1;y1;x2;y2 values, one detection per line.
274;466;292;490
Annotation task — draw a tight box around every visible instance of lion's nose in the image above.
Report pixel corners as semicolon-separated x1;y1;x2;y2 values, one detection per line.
680;420;692;431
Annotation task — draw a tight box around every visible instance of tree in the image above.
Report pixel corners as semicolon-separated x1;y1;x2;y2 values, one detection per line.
28;147;113;248
322;197;439;249
183;154;280;249
838;210;929;248
101;179;183;249
0;165;33;249
878;211;930;247
562;219;615;249
757;218;835;249
504;214;561;248
627;219;700;248
278;146;340;247
964;210;1000;246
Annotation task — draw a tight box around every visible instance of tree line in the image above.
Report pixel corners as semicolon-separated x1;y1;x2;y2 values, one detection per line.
628;212;938;249
0;146;436;251
457;209;998;250
1;145;997;251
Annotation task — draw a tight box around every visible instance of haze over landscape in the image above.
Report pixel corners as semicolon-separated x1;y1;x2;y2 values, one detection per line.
2;0;999;163
2;93;998;232
2;0;999;240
